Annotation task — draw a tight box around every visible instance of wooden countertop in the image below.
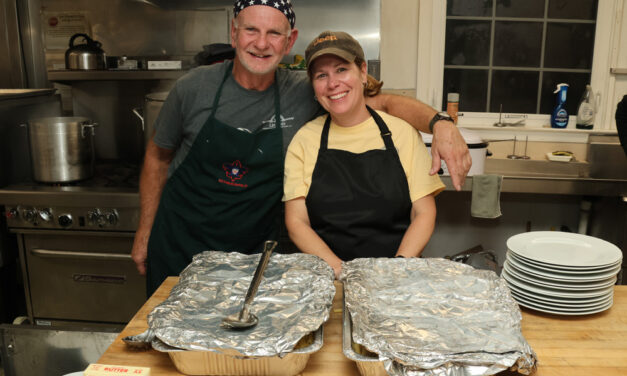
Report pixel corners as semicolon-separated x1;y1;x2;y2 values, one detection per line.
98;277;627;375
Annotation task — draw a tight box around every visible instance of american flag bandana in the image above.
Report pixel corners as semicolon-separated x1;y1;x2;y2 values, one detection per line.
233;0;295;29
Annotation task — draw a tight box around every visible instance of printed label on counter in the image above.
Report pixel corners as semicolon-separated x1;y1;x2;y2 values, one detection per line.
85;363;151;375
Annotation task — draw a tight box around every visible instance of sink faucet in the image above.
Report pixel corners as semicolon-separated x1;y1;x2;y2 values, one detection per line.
494;104;526;127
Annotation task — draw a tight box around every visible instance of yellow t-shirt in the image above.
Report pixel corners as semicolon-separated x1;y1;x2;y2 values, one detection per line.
283;111;445;202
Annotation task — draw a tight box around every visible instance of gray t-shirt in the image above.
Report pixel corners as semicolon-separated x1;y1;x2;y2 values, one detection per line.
152;61;322;176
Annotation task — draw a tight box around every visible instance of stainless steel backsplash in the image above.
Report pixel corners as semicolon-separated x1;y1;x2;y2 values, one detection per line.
23;0;380;163
40;0;380;67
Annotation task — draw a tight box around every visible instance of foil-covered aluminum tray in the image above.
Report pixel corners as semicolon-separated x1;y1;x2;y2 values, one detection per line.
146;251;335;375
341;258;537;376
151;326;324;376
342;297;387;376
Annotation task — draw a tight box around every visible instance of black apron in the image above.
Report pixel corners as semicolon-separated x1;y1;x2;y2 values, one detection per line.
146;61;283;295
305;106;412;261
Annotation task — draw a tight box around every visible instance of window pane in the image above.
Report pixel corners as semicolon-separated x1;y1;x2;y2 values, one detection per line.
445;20;491;66
540;72;591;115
442;68;489;112
548;0;598;20
544;23;595;69
493;22;543;67
490;70;539;113
496;0;545;18
447;0;493;17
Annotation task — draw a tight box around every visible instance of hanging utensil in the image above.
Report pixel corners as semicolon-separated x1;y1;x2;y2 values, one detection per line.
221;240;277;330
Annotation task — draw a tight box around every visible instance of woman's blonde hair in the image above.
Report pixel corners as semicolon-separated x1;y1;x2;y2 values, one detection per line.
355;56;383;97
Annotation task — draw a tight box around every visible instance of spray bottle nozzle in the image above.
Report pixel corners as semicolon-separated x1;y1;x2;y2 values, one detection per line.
553;83;569;94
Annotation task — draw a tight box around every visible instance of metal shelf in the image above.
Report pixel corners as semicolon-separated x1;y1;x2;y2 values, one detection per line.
47;70;188;81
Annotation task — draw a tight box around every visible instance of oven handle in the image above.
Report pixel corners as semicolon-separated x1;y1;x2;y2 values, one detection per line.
31;248;132;261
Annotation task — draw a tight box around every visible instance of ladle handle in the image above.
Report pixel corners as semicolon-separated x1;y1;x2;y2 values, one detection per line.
241;240;277;313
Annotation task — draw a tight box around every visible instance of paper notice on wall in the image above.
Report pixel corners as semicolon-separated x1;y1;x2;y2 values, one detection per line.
43;12;90;50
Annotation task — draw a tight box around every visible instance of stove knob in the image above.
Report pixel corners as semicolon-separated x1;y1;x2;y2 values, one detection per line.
105;211;118;225
58;214;73;227
38;209;52;222
6;208;18;219
22;209;36;223
87;210;101;224
97;214;107;227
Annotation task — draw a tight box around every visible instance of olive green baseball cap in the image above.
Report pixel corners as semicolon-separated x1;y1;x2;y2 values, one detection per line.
305;31;365;70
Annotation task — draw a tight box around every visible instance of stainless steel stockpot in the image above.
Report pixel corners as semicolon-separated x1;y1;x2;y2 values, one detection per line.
132;91;169;147
25;117;97;183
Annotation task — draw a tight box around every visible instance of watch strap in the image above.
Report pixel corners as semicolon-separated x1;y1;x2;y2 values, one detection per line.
428;112;453;132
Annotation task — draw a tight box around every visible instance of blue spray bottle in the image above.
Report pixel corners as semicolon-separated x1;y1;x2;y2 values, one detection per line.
551;83;569;128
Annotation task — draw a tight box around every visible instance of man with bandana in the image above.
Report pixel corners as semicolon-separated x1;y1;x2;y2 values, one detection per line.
132;0;471;295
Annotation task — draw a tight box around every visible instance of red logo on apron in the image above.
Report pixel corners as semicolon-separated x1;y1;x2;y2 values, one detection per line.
219;160;249;188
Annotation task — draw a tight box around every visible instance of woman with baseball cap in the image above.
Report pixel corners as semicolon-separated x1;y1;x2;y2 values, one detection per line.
283;31;445;278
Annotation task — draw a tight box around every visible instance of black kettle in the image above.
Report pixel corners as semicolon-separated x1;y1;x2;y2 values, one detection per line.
65;33;106;70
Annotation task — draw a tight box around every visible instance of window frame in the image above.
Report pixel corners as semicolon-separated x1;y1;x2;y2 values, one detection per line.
416;0;620;131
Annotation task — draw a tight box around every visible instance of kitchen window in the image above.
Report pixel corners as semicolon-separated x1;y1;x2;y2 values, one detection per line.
416;0;620;130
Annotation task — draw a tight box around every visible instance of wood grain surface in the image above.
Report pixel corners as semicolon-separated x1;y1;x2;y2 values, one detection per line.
98;277;627;376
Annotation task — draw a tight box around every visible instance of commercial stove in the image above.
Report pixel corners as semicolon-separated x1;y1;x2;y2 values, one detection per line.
0;163;145;327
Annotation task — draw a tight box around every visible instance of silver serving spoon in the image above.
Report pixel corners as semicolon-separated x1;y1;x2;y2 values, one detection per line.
221;240;277;330
122;328;155;350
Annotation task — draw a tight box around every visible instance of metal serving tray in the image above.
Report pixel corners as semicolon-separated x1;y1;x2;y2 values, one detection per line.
342;296;386;376
152;326;323;376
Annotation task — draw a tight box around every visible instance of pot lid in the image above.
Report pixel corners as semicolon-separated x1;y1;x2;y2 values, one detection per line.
146;91;170;101
29;116;93;125
0;89;56;100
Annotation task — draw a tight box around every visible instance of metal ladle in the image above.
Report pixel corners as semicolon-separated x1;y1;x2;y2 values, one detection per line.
221;240;277;330
122;328;155;351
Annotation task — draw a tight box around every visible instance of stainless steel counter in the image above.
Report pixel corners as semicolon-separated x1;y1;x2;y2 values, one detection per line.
442;175;627;197
1;173;625;212
441;158;627;197
0;185;139;208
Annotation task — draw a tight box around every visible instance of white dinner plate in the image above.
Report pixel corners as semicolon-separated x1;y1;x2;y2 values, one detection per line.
506;255;621;282
507;283;612;305
505;280;613;305
507;250;621;272
511;290;613;310
514;293;613;316
501;268;614;298
507;231;622;267
503;261;617;290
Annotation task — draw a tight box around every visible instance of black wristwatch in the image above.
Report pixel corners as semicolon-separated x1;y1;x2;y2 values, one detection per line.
428;112;454;132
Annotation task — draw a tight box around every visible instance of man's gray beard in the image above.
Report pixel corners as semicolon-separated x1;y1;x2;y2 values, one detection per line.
236;50;280;76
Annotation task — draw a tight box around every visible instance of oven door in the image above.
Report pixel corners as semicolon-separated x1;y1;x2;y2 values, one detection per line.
20;230;145;324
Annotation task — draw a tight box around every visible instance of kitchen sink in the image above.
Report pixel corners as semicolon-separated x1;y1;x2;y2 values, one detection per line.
587;135;627;180
485;158;590;178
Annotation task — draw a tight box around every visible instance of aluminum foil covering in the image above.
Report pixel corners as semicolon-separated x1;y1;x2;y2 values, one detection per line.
341;258;537;376
148;251;335;357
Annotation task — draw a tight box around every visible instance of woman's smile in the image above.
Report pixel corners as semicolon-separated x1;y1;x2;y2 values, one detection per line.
329;91;349;100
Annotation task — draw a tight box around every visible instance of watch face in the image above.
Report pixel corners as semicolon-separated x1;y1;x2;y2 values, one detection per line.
437;112;452;120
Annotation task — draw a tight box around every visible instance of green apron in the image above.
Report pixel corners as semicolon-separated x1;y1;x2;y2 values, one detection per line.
146;62;283;295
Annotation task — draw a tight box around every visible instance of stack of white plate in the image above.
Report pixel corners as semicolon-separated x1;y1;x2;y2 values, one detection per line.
502;231;622;315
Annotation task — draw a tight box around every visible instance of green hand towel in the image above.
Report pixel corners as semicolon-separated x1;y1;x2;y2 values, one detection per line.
471;174;503;218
